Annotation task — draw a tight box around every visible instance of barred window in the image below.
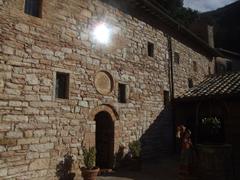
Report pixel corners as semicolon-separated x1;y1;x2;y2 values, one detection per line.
148;42;154;57
24;0;42;17
174;52;180;64
193;61;198;72
226;62;232;71
164;90;170;106
118;83;127;103
55;72;69;99
188;78;193;88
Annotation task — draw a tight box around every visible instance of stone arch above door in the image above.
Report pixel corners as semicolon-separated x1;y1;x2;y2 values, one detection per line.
89;104;119;122
89;104;121;156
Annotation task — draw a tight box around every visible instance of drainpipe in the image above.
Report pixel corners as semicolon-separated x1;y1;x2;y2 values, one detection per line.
167;35;174;100
167;35;176;153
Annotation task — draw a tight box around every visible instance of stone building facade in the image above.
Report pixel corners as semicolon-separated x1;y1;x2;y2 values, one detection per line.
0;0;214;179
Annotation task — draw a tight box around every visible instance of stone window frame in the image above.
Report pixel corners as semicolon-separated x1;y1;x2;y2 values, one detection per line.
174;52;180;64
208;66;211;75
188;78;193;88
53;69;71;101
163;90;170;106
147;41;155;58
24;0;43;18
117;82;129;104
226;61;232;72
193;61;198;72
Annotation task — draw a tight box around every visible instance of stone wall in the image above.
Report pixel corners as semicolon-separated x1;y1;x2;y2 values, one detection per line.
172;39;213;96
0;0;213;179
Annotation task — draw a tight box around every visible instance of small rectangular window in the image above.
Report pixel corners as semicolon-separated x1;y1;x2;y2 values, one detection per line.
118;83;127;103
208;66;211;75
174;52;180;64
193;61;198;72
55;72;69;99
188;78;193;88
24;0;42;17
216;63;226;73
226;62;232;71
163;90;170;106
148;42;154;57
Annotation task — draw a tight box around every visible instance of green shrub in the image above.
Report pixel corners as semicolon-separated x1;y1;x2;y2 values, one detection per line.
82;147;96;169
129;140;141;158
200;117;223;143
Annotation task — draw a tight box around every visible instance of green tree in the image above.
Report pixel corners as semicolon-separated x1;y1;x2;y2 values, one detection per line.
153;0;198;26
168;0;184;11
173;7;199;26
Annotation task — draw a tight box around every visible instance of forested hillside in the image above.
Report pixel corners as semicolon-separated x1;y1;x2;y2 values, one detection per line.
201;1;240;53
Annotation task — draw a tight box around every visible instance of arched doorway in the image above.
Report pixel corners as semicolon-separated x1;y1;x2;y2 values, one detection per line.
95;111;114;169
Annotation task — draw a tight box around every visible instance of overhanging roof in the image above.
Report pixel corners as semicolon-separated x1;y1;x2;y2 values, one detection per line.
217;48;240;60
176;72;240;102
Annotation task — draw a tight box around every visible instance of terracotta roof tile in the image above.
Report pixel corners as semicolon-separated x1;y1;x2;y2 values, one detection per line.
178;72;240;98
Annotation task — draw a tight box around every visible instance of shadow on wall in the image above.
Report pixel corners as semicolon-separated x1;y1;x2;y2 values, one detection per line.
101;105;177;179
140;105;174;159
56;154;75;180
55;105;174;179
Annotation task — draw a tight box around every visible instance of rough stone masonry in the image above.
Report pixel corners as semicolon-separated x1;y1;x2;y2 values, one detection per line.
0;0;214;179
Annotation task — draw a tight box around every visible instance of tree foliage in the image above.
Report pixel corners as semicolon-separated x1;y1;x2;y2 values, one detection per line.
172;7;199;26
83;147;96;169
156;0;199;26
129;140;141;158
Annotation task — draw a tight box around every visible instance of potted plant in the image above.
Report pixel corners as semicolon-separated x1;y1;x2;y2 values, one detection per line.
199;117;223;144
127;140;141;171
81;147;99;180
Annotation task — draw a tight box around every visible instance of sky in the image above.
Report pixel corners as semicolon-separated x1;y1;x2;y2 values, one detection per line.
184;0;238;12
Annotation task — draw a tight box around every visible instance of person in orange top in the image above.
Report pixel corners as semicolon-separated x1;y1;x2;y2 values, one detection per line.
180;128;194;175
176;125;186;155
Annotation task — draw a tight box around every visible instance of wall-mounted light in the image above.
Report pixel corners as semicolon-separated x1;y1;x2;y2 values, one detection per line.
93;23;111;44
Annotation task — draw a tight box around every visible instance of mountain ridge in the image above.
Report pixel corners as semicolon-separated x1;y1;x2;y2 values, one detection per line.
201;0;240;53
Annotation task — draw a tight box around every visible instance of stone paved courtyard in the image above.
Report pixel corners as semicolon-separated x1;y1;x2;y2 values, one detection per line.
97;158;178;180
